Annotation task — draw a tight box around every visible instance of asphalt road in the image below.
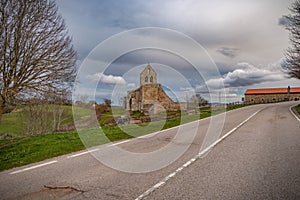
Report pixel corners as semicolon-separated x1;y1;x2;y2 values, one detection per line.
0;102;299;200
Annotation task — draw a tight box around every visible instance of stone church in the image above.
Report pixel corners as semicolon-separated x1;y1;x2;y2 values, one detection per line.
125;64;186;114
244;86;300;104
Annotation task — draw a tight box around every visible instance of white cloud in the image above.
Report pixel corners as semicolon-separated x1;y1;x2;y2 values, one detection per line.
225;93;238;98
203;62;285;89
57;0;297;105
87;73;126;85
179;87;194;92
127;83;136;88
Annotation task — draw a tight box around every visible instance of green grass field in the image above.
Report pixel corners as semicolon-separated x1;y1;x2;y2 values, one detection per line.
0;132;85;171
0;104;244;172
0;111;24;137
0;105;93;137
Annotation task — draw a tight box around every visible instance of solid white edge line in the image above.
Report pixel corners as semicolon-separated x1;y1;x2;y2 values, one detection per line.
10;160;58;175
108;140;131;146
8;106;262;175
67;148;100;158
65;105;261;159
135;109;262;200
289;105;300;122
122;104;262;141
66;112;201;158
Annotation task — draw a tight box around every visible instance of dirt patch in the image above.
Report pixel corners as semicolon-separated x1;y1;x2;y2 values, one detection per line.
58;115;99;132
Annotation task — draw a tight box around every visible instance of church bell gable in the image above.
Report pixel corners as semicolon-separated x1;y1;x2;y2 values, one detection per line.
140;64;157;86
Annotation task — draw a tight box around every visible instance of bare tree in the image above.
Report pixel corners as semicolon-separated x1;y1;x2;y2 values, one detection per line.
284;0;300;79
104;98;112;107
190;94;208;107
0;0;77;121
18;91;71;135
48;91;70;132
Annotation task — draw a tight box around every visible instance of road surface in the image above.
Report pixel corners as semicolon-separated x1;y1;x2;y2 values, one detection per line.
0;102;299;199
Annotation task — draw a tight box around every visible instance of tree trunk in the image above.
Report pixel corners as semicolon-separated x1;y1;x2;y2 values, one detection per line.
0;98;4;122
52;105;57;132
57;106;63;131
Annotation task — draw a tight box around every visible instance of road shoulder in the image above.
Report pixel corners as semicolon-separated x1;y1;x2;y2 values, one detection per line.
291;104;300;120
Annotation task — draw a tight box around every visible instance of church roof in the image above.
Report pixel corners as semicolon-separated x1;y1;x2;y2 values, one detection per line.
245;87;300;95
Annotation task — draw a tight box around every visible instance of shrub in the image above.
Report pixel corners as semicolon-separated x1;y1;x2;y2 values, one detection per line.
103;116;117;126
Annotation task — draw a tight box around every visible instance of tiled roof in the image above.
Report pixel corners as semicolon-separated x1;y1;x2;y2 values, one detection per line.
245;87;300;95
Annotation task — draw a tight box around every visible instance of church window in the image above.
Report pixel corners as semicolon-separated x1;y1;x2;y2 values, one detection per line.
148;68;150;74
150;76;153;83
145;76;148;82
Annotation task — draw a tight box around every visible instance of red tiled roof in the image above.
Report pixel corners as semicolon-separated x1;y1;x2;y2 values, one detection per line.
245;87;300;95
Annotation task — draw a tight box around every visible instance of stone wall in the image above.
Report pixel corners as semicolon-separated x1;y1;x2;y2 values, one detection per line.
126;83;186;114
157;84;181;111
245;93;300;104
141;84;159;105
141;83;183;113
126;89;141;111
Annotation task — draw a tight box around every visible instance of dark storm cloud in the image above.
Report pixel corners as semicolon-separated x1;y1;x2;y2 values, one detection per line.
216;47;239;58
204;62;285;89
57;0;293;64
103;49;206;89
56;0;296;103
278;16;290;26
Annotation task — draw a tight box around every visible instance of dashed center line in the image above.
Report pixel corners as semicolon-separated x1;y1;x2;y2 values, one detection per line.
135;109;262;200
8;106;264;176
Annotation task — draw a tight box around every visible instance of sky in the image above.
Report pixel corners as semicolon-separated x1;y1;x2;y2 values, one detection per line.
56;0;299;104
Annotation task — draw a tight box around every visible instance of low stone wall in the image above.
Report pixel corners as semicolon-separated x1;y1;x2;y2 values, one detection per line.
245;93;300;104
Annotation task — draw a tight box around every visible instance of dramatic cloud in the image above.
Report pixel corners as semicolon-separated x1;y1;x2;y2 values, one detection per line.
56;0;296;103
216;47;239;58
203;62;285;89
87;73;126;85
57;0;292;63
278;16;290;26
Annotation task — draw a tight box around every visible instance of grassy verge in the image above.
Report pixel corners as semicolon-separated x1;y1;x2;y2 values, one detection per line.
0;132;85;171
296;104;300;114
0;127;120;172
0;104;245;172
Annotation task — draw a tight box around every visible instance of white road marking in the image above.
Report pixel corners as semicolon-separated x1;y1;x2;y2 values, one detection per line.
108;140;131;146
289;105;300;122
67;148;100;158
66;116;198;158
8;106;262;175
10;160;58;175
63;105;258;159
135;109;262;200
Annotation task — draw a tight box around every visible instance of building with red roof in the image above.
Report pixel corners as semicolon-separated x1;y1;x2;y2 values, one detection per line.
244;86;300;104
